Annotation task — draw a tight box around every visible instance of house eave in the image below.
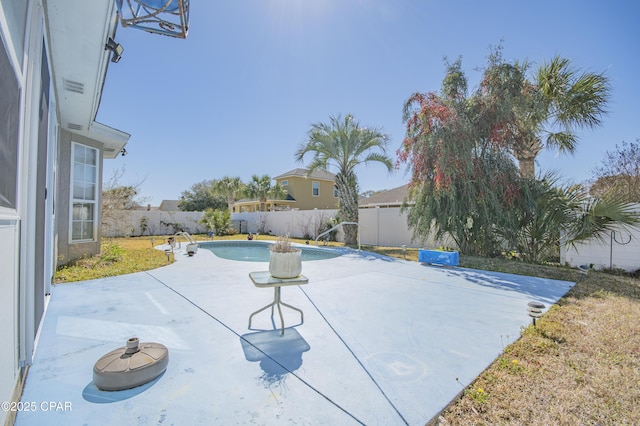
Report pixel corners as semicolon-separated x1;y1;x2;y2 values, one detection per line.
89;121;130;159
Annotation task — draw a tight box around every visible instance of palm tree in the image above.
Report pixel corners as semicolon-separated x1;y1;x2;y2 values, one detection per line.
214;176;245;213
295;114;393;246
509;173;639;263
514;56;611;178
244;174;287;212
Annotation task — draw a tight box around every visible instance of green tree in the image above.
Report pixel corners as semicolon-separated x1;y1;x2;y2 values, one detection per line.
499;172;640;263
399;58;524;256
482;50;611;179
200;208;232;236
214;176;245;213
295;114;393;246
567;190;640;247
179;180;227;211
244;174;287;212
505;174;580;262
401;49;626;258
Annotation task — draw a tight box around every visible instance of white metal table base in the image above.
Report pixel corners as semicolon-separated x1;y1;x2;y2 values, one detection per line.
248;286;304;335
248;272;308;335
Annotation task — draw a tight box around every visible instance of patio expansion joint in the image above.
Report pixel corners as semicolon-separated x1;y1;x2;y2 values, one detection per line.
143;271;367;425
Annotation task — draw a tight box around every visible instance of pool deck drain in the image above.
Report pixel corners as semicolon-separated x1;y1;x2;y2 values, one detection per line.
16;246;574;425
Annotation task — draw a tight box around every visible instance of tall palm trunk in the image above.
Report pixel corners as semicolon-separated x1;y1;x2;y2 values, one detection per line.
335;171;359;246
518;157;536;179
514;138;542;179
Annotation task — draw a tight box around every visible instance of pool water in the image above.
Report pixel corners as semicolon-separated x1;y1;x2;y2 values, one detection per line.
200;241;344;262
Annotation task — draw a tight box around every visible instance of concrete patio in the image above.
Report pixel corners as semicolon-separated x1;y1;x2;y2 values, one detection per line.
16;245;574;425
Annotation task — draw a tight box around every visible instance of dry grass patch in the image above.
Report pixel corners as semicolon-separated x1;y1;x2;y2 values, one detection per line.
436;293;640;425
430;271;640;425
54;236;172;283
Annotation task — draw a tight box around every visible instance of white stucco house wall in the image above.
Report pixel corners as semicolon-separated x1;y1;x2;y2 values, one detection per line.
0;2;129;422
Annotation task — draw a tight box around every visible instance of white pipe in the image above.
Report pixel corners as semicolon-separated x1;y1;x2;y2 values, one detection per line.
315;221;360;251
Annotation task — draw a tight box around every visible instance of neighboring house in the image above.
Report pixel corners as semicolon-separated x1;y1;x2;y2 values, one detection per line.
0;1;129;421
359;184;409;208
233;168;340;212
275;168;339;210
158;199;182;211
233;194;295;212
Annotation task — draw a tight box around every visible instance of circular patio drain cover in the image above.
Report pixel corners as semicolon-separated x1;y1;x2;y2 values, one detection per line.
93;337;169;391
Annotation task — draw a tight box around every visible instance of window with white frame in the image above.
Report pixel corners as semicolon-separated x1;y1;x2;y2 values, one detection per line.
71;143;98;241
312;181;319;197
333;185;339;198
281;179;288;186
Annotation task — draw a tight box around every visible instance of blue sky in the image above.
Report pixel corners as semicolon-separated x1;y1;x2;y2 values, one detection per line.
98;0;639;204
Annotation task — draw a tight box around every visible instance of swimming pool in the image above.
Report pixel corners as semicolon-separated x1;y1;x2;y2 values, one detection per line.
200;240;344;262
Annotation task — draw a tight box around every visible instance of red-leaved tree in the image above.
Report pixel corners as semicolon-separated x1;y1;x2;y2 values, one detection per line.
398;56;524;256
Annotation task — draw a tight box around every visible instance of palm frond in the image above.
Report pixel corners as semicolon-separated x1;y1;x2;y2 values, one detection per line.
567;191;640;245
543;130;578;153
558;71;611;128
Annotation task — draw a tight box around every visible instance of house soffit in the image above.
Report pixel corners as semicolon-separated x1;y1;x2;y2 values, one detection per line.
45;0;128;155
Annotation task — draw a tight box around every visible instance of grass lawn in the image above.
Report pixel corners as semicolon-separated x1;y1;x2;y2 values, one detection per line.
54;236;640;425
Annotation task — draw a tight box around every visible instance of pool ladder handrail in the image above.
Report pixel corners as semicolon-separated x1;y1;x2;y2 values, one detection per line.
315;222;360;252
173;231;196;248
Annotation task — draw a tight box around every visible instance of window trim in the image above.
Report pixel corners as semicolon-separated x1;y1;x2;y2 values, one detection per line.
312;181;319;197
69;142;99;243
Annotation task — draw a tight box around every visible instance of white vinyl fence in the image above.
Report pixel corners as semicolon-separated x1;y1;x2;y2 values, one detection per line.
103;207;448;248
102;210;208;237
232;208;447;247
105;205;639;271
560;204;640;272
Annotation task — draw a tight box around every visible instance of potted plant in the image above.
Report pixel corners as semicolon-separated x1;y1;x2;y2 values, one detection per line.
269;235;302;278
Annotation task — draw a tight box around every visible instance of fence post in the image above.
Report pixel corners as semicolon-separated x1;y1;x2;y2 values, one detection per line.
376;206;380;246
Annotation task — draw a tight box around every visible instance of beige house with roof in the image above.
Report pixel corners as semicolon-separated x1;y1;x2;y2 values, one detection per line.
358;184;409;208
233;168;340;212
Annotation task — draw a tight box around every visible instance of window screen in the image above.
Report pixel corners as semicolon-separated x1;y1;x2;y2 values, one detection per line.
0;39;20;209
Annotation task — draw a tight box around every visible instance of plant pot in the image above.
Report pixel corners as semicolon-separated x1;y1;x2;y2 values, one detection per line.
186;243;198;256
269;249;302;278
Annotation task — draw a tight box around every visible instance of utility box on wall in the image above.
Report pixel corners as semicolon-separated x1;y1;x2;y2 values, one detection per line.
419;249;459;266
